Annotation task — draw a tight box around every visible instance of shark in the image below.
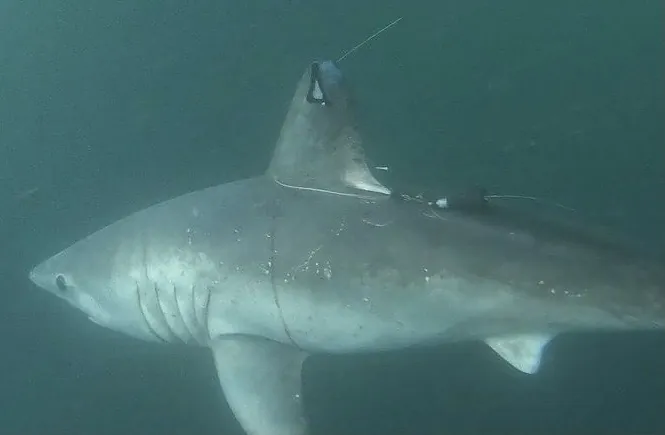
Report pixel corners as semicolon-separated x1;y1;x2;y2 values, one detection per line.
29;59;665;435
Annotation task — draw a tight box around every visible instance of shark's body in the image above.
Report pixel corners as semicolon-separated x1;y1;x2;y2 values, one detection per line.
30;61;665;435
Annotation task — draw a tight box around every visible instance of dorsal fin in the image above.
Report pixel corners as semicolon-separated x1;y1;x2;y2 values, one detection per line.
267;61;390;197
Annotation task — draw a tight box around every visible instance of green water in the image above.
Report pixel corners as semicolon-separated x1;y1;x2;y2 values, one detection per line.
1;1;663;434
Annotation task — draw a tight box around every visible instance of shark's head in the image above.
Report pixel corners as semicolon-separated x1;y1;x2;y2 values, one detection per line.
29;230;161;342
28;59;390;347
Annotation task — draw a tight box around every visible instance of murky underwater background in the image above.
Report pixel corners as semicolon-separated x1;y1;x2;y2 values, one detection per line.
1;0;663;434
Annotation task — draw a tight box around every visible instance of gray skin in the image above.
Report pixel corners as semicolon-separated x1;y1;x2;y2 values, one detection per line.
30;60;665;435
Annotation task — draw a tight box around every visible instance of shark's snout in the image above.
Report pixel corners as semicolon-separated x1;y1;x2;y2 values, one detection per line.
29;264;47;290
29;258;64;296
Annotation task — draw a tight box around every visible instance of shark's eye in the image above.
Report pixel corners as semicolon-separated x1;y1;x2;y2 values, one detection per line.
55;275;68;293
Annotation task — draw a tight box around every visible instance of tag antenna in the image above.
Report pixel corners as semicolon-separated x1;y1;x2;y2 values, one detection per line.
337;17;402;63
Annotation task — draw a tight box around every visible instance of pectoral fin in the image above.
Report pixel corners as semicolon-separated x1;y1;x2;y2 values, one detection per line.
210;336;309;435
485;334;554;374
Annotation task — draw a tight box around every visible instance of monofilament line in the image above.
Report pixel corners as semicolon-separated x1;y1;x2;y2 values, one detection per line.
337;17;403;62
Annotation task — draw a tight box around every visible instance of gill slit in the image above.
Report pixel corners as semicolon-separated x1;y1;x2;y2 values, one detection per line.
190;283;212;343
173;283;197;344
269;215;300;349
137;240;167;342
135;282;167;343
202;286;212;341
153;283;183;343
